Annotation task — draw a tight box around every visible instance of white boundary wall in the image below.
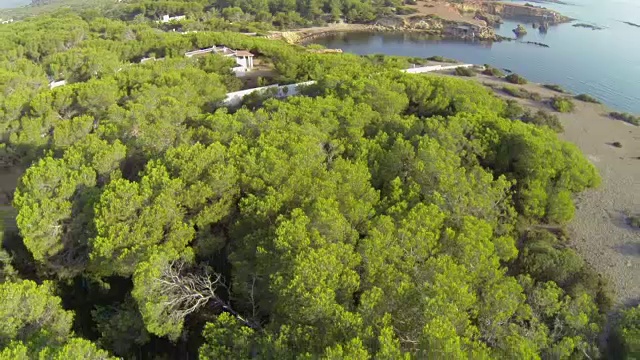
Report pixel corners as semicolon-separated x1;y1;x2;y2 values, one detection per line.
223;81;316;106
402;64;474;74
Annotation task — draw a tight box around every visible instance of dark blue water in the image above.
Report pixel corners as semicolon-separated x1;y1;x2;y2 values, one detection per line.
313;0;640;113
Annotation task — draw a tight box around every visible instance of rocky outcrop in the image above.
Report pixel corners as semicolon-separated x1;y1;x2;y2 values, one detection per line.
474;11;502;26
278;15;497;44
484;3;571;24
373;15;496;40
513;24;527;36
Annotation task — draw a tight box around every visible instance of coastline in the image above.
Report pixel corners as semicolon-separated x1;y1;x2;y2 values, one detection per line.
436;71;640;306
271;1;570;45
270;23;516;45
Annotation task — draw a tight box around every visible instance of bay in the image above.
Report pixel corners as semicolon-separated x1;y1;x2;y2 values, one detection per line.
312;0;640;113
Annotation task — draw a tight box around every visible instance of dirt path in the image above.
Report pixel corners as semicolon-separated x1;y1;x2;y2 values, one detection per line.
466;74;640;305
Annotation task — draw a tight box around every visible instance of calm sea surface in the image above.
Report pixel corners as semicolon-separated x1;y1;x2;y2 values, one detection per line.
313;0;640;113
0;0;30;9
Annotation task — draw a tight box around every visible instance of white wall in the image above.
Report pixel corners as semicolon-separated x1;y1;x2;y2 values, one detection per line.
401;64;473;74
235;57;248;69
223;81;316;106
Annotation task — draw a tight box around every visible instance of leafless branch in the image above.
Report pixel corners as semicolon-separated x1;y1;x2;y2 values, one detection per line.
154;261;261;330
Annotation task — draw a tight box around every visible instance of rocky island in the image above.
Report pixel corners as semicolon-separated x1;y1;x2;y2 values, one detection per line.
573;23;604;30
513;23;528;36
622;20;640;28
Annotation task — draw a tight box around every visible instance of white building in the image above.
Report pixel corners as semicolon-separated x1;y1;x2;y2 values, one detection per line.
49;80;67;89
233;50;254;71
158;14;186;23
0;18;14;25
185;46;255;75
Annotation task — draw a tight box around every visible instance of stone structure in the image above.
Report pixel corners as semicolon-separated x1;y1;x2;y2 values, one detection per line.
158;14;186;23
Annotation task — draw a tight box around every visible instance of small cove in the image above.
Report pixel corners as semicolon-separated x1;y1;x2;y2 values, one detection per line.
312;0;640;113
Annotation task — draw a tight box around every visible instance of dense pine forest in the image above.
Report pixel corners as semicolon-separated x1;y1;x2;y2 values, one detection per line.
0;1;638;359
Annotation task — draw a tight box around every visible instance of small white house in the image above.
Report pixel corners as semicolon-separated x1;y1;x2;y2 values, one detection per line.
185;46;255;75
233;50;254;71
0;18;14;25
158;14;186;23
49;80;67;89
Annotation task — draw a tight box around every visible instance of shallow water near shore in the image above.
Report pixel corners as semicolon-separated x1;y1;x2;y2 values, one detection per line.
313;0;640;113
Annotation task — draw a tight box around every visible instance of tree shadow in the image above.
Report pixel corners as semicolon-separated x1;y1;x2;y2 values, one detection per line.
614;242;640;257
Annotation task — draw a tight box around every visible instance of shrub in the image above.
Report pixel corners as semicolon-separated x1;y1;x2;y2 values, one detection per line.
502;86;542;101
426;55;457;63
608;305;640;359
517;229;612;313
482;65;505;77
610;112;640;126
502;99;525;120
395;6;418;15
454;67;476;77
518;230;583;287
611;141;623;148
575;93;601;103
506;73;527;84
522;109;563;132
502;86;526;99
543;84;567;93
551;96;575;113
628;214;640;228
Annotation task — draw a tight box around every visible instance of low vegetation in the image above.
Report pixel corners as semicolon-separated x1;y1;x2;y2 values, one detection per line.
610;112;640;126
628;214;640;228
503;100;563;132
543;84;568;93
482;64;505;77
575;93;601;103
502;86;542;101
454;66;476;76
523;109;564;132
395;6;418;15
551;96;576;113
427;55;458;63
506;73;528;84
608;305;640;358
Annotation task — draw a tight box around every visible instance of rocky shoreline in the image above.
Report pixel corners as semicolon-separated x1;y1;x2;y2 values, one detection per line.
274;2;571;45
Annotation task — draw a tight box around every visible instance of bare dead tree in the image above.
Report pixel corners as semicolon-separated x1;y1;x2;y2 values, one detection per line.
154;261;260;329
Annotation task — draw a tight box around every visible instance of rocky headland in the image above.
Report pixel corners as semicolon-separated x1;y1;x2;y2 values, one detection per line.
275;1;572;45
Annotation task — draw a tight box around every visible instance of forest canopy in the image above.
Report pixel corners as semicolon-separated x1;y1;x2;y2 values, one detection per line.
0;2;629;360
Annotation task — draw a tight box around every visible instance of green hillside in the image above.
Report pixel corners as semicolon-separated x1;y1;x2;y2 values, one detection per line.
0;2;636;359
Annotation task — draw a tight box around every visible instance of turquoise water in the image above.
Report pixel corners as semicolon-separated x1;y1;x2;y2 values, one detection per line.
313;0;640;113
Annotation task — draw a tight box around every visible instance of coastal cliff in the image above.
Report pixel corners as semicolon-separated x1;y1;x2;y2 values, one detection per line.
483;2;571;24
282;15;497;43
374;15;496;40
